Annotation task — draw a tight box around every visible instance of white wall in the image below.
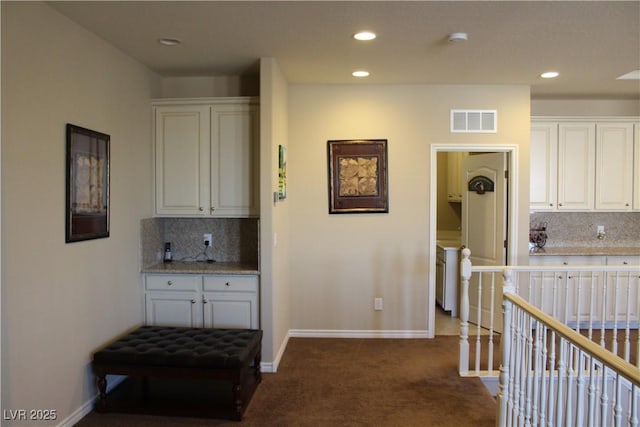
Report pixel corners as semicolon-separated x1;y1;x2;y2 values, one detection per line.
259;58;292;369
287;84;530;334
1;2;160;425
532;99;640;116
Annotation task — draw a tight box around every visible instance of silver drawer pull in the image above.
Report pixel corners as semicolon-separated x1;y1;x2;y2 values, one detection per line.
167;280;173;286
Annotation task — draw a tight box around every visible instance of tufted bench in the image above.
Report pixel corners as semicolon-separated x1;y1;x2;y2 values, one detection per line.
92;326;262;420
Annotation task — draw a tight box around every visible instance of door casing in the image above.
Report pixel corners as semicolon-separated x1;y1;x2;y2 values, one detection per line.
428;144;520;338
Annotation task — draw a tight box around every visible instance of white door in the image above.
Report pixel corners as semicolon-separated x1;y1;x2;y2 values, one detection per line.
461;153;508;332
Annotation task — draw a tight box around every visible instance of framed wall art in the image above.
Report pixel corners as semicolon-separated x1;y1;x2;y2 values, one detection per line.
65;124;110;242
327;139;389;214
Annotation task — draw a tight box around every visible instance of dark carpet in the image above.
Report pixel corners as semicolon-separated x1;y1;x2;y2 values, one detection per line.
75;337;496;427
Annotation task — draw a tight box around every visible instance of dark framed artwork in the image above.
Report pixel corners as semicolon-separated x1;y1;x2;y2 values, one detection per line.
65;124;110;243
327;139;389;214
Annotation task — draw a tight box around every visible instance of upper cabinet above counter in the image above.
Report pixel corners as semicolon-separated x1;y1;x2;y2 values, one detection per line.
530;118;640;212
153;97;259;218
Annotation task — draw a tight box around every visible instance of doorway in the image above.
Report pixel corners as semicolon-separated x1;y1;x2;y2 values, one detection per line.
428;144;520;338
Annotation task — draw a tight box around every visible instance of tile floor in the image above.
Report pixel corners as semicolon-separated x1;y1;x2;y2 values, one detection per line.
434;305;490;336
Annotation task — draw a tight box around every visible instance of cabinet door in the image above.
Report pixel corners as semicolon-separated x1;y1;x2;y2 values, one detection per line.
530;122;558;211
605;256;640;326
557;123;595;210
564;256;606;327
145;291;202;327
446;152;468;203
210;103;258;217
595;123;634;210
529;272;567;321
155;105;210;216
634;124;640;210
202;292;259;329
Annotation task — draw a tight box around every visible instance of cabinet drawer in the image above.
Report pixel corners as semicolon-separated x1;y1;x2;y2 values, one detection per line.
203;275;258;292
606;256;640;266
145;274;201;291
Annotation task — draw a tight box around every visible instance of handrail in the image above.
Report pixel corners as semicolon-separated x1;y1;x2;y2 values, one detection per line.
502;269;640;388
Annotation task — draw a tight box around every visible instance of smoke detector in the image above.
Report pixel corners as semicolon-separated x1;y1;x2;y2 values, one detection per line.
448;32;468;42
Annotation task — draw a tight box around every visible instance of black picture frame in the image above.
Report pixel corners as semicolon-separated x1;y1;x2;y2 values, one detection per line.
327;139;389;214
65;124;110;243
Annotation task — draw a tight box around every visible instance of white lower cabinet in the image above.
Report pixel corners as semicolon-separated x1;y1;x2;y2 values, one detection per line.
144;274;259;329
604;256;640;325
530;255;640;327
529;256;606;325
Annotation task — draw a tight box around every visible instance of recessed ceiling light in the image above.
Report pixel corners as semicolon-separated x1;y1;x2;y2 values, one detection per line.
158;38;181;46
617;70;640;80
448;32;468;42
354;31;376;41
540;71;559;79
352;70;370;78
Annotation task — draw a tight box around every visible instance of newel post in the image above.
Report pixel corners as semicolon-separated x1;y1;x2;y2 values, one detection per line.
459;248;471;375
497;268;516;426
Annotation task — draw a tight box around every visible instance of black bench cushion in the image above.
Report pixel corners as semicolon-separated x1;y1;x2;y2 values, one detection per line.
93;326;262;369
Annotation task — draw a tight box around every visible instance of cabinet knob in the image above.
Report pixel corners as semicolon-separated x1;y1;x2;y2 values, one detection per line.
167;280;173;286
563;262;568;265
203;298;208;304
626;203;630;207
199;207;204;212
549;203;553;206
210;206;215;212
558;203;563;207
190;299;196;304
225;282;230;287
623;261;628;265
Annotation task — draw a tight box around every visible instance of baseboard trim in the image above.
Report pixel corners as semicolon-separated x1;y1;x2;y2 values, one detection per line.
56;375;126;427
260;332;290;373
289;329;430;339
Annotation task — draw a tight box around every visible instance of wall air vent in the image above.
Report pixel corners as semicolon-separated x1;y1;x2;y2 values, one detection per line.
450;109;497;133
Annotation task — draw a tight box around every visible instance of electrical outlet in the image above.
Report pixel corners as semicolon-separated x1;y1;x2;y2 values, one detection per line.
203;233;213;246
374;298;383;311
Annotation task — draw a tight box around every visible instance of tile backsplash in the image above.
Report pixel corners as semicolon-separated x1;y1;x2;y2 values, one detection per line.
530;212;640;248
141;217;259;268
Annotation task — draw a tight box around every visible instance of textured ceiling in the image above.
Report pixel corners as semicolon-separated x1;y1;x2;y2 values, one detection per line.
49;1;640;99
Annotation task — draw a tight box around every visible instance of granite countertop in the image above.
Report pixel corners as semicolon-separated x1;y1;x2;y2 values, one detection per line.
529;247;640;257
142;261;259;275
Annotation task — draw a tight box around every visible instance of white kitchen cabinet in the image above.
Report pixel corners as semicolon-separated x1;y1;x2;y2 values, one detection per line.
435;244;459;316
604;256;640;326
557;123;595;211
595;123;634;210
144;273;259;329
634;123;640;210
153;98;259;217
446;152;468;203
529;256;606;326
531;118;639;212
530;122;558;211
202;275;259;329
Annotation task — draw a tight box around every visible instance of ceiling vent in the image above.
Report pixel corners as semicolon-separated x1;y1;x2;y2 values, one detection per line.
450;110;497;133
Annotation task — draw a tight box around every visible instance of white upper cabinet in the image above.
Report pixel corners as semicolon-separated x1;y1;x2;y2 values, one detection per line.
446;152;468;203
530;122;558;211
153;98;259;217
531;118;639;212
155;105;211;216
595;123;634;210
557;123;595;211
634;123;640;210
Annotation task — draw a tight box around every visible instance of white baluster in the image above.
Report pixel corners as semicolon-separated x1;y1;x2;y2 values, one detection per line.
459;248;471;375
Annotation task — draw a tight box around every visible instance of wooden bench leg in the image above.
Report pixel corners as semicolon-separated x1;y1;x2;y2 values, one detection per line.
232;382;243;420
96;374;107;412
